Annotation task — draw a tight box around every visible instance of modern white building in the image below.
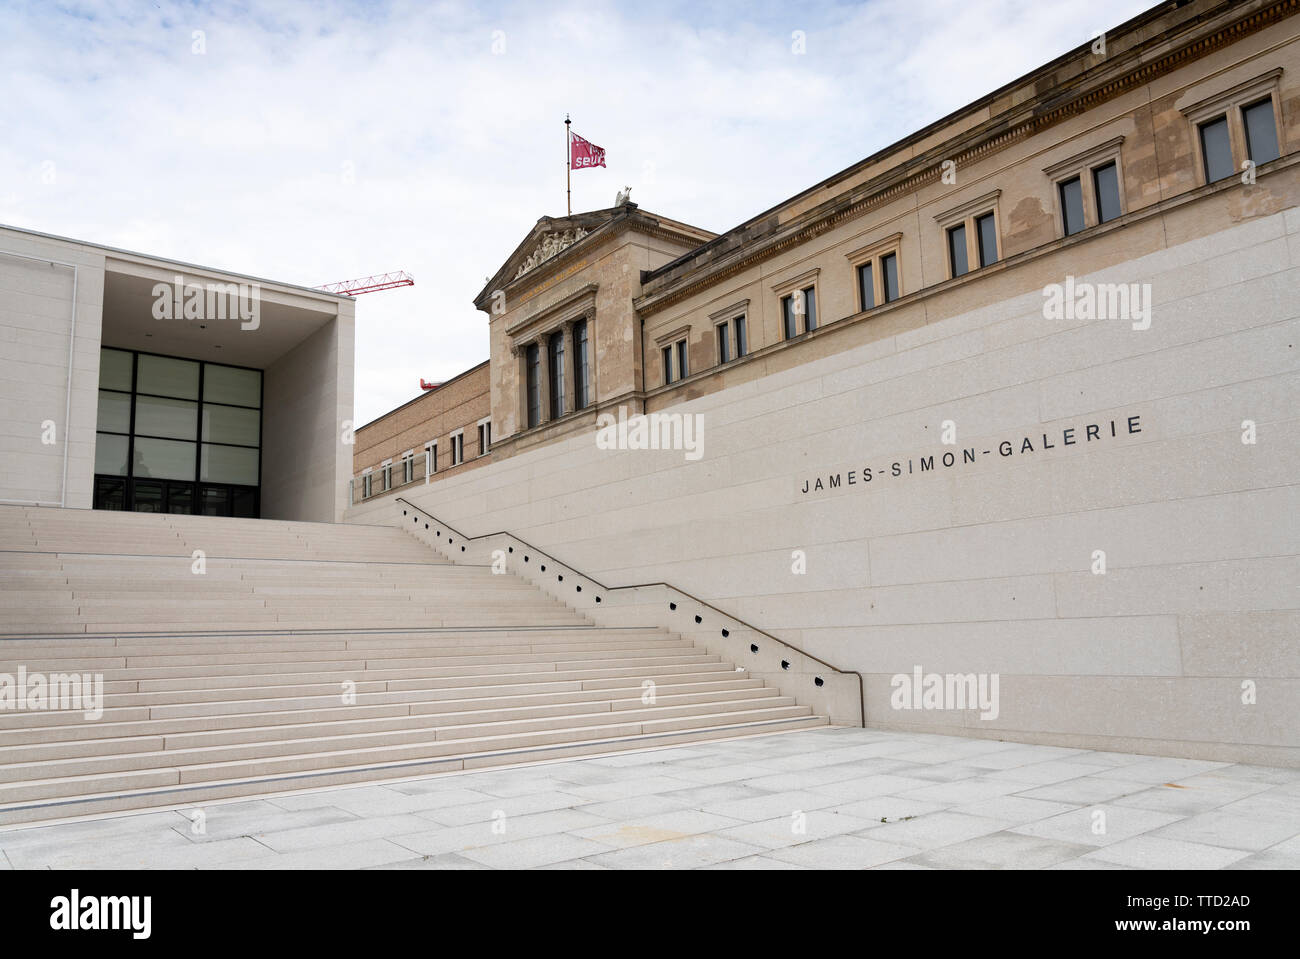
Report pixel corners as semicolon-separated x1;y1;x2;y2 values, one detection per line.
0;225;355;521
0;0;1295;817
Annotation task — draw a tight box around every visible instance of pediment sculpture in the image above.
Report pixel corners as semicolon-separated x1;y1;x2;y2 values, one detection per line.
514;227;589;279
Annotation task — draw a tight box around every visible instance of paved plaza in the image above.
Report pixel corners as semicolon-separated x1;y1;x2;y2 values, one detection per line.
2;726;1297;870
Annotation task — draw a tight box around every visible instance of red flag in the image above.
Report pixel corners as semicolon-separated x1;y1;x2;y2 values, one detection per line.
569;131;606;170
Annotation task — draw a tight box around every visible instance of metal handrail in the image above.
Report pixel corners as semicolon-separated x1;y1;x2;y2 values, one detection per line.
395;495;865;726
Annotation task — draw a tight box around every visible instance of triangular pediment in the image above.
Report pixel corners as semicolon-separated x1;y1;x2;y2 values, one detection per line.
473;203;717;311
475;206;634;307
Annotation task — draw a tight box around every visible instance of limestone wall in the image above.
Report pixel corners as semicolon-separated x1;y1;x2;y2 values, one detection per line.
0;228;106;508
349;199;1300;766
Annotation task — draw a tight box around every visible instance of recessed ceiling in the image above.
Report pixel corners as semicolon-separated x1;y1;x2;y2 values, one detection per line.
101;264;341;369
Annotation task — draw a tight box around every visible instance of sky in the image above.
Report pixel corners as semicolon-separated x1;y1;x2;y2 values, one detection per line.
1;0;1153;425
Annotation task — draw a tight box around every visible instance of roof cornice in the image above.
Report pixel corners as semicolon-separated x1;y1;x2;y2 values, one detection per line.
634;0;1300;319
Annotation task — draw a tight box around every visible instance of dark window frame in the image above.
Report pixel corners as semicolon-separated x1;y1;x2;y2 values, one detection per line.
1092;161;1122;224
1198;115;1234;184
881;252;900;303
94;346;262;515
1059;175;1086;236
547;330;566;420
947;222;969;278
525;343;541;428
1242;96;1281;166
857;260;875;311
975;212;999;268
572;319;590;410
781;285;818;339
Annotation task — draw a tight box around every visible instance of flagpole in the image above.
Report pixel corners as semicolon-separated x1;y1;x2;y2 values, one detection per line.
565;114;572;216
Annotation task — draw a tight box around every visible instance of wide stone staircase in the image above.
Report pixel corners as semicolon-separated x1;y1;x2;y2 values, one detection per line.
0;505;824;824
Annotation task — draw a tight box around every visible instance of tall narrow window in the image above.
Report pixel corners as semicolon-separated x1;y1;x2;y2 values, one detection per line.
547;330;565;420
476;419;491;456
450;431;464;466
781;293;798;339
1045;141;1125;236
662;345;674;385
1059;176;1085;236
734;316;748;358
975;212;998;267
675;339;688;380
1183;76;1285;186
852;244;902;312
572;320;590;410
1243;98;1280;165
781;286;817;337
857;261;875;311
1093;162;1121;224
716;321;730;364
525;343;541;428
947;223;969;277
881;252;900;303
1199;116;1233;183
425;441;437;475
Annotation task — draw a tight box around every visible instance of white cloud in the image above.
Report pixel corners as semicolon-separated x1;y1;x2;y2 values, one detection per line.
0;0;1152;423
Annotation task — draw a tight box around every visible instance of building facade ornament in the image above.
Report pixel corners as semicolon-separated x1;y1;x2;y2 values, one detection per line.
514;227;589;279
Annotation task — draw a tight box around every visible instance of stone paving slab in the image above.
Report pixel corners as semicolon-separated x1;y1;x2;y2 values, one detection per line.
2;727;1297;870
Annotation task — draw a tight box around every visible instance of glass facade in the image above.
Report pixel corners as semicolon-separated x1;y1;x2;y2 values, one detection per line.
93;347;262;516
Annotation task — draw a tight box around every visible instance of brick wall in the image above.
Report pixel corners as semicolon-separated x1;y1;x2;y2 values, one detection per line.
353;360;492;478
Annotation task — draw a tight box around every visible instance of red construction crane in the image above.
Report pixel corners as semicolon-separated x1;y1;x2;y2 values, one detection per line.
316;271;414;296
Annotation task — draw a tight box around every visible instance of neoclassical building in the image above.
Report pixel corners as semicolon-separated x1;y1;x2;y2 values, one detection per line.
355;0;1300;498
348;0;1300;766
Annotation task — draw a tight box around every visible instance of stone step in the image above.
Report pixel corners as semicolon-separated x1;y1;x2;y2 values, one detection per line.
0;707;818;802
0;678;773;745
0;504;829;824
0;696;801;772
0;715;827;825
0;625;665;654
